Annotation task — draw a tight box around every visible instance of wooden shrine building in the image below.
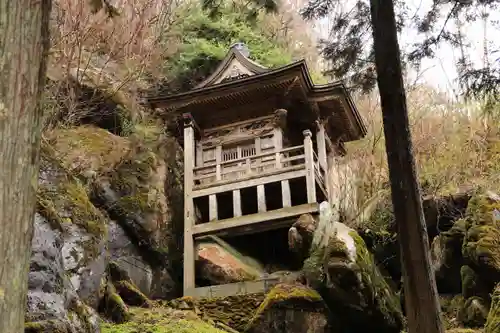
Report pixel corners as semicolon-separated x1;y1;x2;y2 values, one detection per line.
147;43;367;298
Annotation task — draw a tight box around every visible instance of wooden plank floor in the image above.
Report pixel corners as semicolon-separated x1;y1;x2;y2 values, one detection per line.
192;202;319;238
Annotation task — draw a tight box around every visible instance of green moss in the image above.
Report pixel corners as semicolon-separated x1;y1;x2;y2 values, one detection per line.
485;283;500;333
170;293;266;331
462;193;500;271
100;306;226;333
37;143;107;238
101;283;131;324
441;295;465;330
461;265;480;300
107;148;161;217
24;320;68;333
350;231;404;329
114;280;151;308
245;284;322;331
48;125;130;175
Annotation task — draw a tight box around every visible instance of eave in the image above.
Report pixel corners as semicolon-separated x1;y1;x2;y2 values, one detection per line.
147;61;367;142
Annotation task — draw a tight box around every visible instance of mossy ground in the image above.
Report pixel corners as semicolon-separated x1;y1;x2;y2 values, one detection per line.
166;293;265;331
100;306;226;333
47;125;130;175
485;283;500;333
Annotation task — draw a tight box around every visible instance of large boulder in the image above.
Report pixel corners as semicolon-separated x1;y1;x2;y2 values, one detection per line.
48;126;178;298
302;202;404;333
288;213;317;263
26;146;106;332
196;236;265;285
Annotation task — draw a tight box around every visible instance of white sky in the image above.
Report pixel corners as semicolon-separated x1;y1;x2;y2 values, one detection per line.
311;0;500;98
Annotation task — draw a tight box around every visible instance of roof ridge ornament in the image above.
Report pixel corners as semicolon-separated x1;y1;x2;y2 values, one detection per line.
231;42;250;58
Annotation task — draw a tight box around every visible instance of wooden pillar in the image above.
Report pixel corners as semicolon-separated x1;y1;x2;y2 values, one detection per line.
257;184;267;212
233;190;242;217
215;145;222;181
315;121;327;173
273;128;283;168
303;129;316;204
209;194;218;221
273;109;287;168
281;180;291;207
183;113;196;295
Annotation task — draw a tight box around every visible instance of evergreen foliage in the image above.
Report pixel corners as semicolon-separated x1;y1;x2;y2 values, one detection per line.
301;0;500;97
154;1;304;93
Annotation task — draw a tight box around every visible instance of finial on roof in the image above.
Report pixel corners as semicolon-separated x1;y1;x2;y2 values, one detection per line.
231;42;250;58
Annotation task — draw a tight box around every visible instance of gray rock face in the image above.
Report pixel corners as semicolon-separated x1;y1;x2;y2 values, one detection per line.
107;220;153;295
26;214;101;332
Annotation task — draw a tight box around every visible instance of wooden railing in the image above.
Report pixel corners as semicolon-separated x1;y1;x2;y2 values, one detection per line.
193;145;305;186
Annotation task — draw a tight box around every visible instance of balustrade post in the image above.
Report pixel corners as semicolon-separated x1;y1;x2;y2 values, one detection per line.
303;129;317;203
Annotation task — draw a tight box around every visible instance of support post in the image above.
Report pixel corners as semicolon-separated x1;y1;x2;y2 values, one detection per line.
183;113;196;295
303;129;316;204
281;180;291;207
233;190;242;217
209;194;218;221
257;184;267;212
315;121;327;173
216;145;222;181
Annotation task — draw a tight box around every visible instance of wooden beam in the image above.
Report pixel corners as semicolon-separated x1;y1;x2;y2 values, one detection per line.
192;203;319;237
192;167;306;198
185;278;281;299
183;113;196;295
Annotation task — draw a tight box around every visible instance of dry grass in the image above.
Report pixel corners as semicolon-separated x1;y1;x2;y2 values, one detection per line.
330;85;500;225
41;0;184;131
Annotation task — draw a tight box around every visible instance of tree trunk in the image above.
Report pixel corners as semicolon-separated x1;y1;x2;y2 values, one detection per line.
368;1;444;333
0;1;51;332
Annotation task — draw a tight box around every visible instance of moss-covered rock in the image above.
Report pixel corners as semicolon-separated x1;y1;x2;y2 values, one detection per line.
302;202;404;333
100;283;131;324
114;280;152;308
100;306;226;333
485;283;500;333
458;296;489;328
25;319;69;333
462;192;500;280
48;125;177;298
432;219;467;294
245;283;327;333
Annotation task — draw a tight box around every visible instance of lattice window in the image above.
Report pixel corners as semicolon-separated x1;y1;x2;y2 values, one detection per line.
203;148;216;164
222;142;256;162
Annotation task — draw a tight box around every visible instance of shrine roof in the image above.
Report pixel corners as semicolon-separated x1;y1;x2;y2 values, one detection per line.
147;44;367;142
